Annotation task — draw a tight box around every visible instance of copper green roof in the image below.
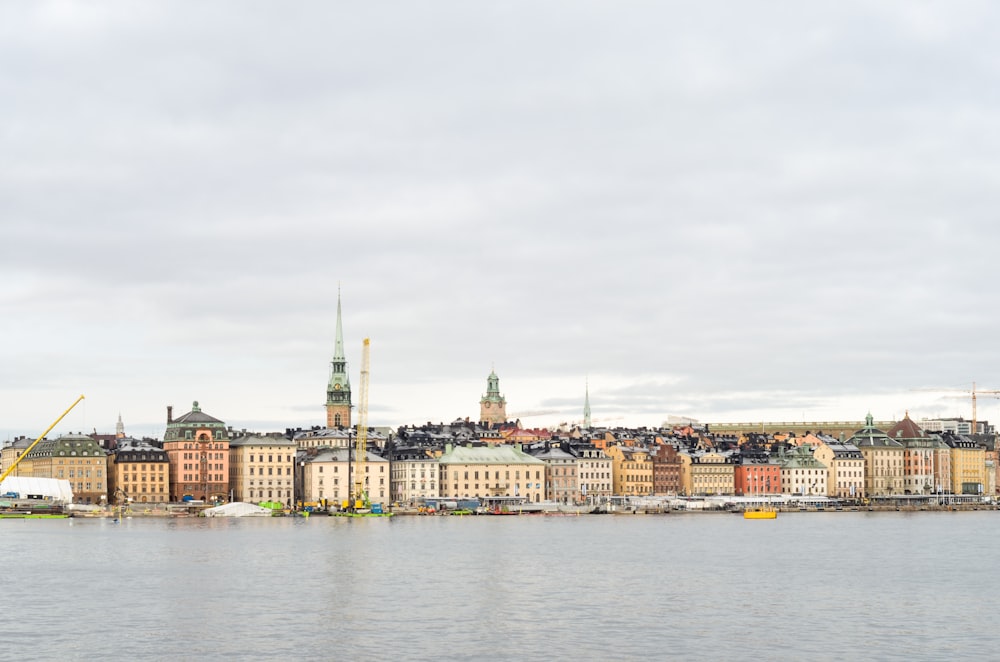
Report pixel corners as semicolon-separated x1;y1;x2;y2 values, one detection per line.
850;412;903;449
440;444;544;465
26;432;105;459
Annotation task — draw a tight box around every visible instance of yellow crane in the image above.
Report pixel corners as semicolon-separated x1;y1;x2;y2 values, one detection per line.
351;337;371;511
0;395;86;484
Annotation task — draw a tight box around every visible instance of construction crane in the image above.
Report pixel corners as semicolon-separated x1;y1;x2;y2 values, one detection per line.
913;382;1000;434
0;395;85;484
351;338;371;511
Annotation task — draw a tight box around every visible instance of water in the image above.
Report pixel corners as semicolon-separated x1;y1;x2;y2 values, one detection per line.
2;512;998;661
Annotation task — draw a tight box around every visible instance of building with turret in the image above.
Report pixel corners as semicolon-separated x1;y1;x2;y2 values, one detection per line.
850;413;904;497
479;369;507;425
163;401;231;503
326;290;353;429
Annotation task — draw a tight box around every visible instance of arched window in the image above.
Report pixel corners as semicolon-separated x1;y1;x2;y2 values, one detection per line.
334;414;342;427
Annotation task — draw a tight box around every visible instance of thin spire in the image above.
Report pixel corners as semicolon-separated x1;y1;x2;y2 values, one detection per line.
583;377;592;429
334;286;346;362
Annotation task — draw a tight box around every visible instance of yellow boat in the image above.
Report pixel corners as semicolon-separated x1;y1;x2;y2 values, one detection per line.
744;509;777;519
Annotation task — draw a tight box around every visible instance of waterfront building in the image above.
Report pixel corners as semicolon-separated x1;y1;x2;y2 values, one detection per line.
229;434;296;505
534;446;579;504
571;445;612;503
886;414;937;495
297;448;390;507
651;443;683;495
20;432;107;504
778;444;828;497
809;434;865;500
680;450;735;496
942;433;987;495
438;444;545;502
107;438;169;503
734;453;781;496
850;413;904;497
325;291;353;429
390;457;440;504
162;402;231;503
606;445;654;496
0;437;31;477
479;369;508;426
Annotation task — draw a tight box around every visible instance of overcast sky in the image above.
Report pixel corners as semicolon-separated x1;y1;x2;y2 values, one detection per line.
3;2;1000;440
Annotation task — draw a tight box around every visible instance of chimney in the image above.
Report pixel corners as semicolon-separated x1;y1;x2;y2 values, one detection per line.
167;405;173;424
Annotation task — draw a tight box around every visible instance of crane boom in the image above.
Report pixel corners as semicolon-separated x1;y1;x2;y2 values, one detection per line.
0;395;85;484
352;338;371;508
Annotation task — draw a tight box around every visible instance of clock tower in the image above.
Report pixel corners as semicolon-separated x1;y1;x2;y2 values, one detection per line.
325;290;352;428
479;368;507;426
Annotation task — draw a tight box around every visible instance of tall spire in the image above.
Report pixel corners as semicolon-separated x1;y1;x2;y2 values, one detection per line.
334;284;346;364
583;379;592;429
326;286;352;428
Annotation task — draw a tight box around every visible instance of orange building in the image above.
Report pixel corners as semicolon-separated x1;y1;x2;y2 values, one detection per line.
162;402;231;503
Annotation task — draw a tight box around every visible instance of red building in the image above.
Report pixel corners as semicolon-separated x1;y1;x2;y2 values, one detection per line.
735;459;781;496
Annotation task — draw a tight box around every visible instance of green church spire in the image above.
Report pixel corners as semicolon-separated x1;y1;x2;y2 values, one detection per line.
326;287;352;427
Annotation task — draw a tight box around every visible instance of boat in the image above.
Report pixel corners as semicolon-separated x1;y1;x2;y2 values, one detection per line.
744;509;777;519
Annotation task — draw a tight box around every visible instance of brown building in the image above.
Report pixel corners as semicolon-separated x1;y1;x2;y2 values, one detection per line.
651;444;683;495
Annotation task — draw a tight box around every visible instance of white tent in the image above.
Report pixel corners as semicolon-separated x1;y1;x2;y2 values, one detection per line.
203;502;273;517
0;476;73;503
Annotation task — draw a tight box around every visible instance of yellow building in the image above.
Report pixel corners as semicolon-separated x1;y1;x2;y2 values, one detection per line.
439;444;545;502
108;439;170;504
605;445;653;496
945;435;987;495
20;432;107;504
229;434;297;505
679;450;734;496
809;434;865;499
850;414;904;496
0;438;31;477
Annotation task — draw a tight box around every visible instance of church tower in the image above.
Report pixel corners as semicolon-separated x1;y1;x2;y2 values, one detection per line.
583;380;592;430
479;368;508;426
325;290;352;428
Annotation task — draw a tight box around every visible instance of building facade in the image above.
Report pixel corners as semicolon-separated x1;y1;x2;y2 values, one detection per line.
851;413;904;497
162;402;231;503
20;432;107;504
810;435;865;500
779;444;828;497
534;446;579;504
573;445;612;503
651;444;683;495
107;438;170;504
439;444;545;502
229;434;297;505
606;445;654;496
390;458;441;504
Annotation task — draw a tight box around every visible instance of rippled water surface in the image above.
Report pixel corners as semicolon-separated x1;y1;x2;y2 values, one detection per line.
3;511;998;661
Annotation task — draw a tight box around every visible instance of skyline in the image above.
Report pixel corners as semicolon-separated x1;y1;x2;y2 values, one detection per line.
3;3;1000;439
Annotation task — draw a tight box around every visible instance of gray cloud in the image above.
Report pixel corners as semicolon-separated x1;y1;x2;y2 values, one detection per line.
3;2;1000;437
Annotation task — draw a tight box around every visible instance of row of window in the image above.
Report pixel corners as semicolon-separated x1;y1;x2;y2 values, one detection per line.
248;455;293;463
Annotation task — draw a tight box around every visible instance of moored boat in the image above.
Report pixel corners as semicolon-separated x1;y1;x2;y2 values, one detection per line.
744;509;777;520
